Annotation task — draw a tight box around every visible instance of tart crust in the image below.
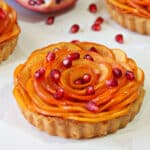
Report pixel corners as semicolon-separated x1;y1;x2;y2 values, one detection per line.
19;89;145;139
106;1;150;35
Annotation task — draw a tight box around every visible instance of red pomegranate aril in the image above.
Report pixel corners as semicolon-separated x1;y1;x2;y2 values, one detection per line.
28;0;36;6
50;69;61;82
83;54;94;61
63;58;72;68
47;16;55;25
34;67;45;79
0;8;6;19
86;101;99;113
54;88;64;99
36;0;45;5
91;23;101;31
115;34;124;44
126;71;135;80
71;40;80;44
70;24;80;33
89;47;97;53
46;52;56;62
86;86;95;95
74;78;84;85
106;78;118;88
83;74;91;83
113;68;122;78
89;3;97;13
95;17;104;25
67;52;80;60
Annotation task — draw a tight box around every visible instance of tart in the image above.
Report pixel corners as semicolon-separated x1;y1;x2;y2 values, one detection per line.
106;0;150;34
0;1;20;63
13;42;145;139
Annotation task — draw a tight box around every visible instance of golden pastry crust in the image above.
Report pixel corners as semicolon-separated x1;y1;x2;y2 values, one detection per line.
20;89;144;139
106;1;150;34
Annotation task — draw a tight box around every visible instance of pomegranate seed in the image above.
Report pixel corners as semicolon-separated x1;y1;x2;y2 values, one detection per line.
83;54;94;61
54;88;64;99
67;52;80;60
88;3;97;13
71;40;80;44
0;8;6;19
63;58;72;68
86;86;95;95
50;69;61;82
91;23;101;31
47;16;55;25
70;24;80;33
34;67;45;79
89;47;97;53
83;74;91;83
106;78;118;88
46;52;55;62
86;101;99;112
28;0;36;5
36;0;45;5
74;78;84;85
95;16;104;25
55;0;61;4
126;71;135;80
112;68;122;78
115;34;124;44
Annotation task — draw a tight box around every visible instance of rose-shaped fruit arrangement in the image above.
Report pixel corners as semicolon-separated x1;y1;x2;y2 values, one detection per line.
13;42;145;139
15;0;77;13
0;0;20;62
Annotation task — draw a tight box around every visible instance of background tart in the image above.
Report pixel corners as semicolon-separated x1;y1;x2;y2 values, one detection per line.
106;0;150;34
13;42;145;139
0;0;20;63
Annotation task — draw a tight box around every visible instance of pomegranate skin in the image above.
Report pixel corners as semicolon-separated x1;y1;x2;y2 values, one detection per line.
15;0;78;13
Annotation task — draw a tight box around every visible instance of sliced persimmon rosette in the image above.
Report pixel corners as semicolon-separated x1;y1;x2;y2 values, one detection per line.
13;42;145;139
106;0;150;34
0;0;20;62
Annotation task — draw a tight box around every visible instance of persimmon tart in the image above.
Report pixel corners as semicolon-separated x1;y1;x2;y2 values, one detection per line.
106;0;150;34
0;1;20;63
13;42;145;139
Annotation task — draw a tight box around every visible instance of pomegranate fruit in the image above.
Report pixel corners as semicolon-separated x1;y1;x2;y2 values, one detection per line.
86;86;95;95
15;0;77;13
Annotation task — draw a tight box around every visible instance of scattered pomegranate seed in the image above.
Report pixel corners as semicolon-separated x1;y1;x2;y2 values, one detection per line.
91;23;101;31
70;24;80;33
54;88;64;99
50;69;61;82
88;3;97;13
67;52;80;60
34;67;45;79
126;71;135;80
83;74;91;83
83;54;94;61
86;86;95;95
115;34;124;44
74;78;84;85
106;78;118;88
47;16;55;25
89;47;97;53
0;8;6;19
112;68;122;78
94;16;104;25
86;101;99;112
71;40;80;44
63;58;72;68
46;52;56;62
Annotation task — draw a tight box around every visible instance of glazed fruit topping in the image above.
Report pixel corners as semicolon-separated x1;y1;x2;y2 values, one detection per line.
89;47;98;53
34;67;45;79
86;86;95;95
115;34;124;44
126;71;135;80
46;16;55;25
63;58;72;68
112;68;122;78
46;52;56;62
74;78;84;85
0;8;6;19
83;74;91;83
70;24;80;33
88;3;97;13
106;78;118;88
50;69;61;82
54;88;64;99
70;40;80;44
83;54;94;61
28;0;45;6
86;101;99;113
67;52;80;60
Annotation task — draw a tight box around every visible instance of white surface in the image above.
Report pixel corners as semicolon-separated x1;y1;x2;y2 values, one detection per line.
0;0;150;149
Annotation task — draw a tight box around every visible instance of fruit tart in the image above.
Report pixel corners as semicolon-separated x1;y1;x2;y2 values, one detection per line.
15;0;77;13
0;0;20;63
13;42;145;139
106;0;150;34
